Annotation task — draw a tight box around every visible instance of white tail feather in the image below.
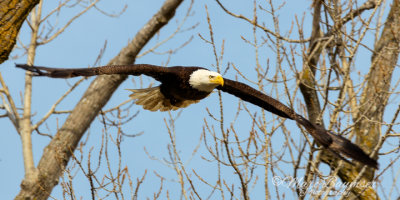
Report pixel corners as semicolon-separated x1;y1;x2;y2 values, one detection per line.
127;87;199;112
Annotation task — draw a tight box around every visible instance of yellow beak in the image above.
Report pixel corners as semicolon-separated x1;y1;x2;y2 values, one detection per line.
211;75;224;86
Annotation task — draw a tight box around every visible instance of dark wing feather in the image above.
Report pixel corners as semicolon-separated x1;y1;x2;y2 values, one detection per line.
217;78;378;169
217;79;295;119
15;64;169;80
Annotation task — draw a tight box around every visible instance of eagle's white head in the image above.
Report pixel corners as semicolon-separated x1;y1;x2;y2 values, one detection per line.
189;69;224;92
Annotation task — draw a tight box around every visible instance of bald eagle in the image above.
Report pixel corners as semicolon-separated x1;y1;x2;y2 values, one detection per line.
16;64;378;169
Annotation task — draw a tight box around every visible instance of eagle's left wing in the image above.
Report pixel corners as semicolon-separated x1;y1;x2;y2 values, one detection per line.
217;78;378;169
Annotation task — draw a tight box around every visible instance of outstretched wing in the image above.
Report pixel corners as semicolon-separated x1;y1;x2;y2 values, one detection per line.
217;78;378;169
15;64;169;80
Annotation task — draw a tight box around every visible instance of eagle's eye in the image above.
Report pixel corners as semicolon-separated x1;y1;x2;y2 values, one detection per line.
209;75;214;79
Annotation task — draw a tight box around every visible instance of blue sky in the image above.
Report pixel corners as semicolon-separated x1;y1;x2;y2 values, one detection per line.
1;0;398;199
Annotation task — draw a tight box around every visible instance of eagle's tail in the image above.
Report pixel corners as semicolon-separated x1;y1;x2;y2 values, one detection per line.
127;87;199;112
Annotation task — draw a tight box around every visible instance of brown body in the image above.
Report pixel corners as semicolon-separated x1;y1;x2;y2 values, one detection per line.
16;63;378;168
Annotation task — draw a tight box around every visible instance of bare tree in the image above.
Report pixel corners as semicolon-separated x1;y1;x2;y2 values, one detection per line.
1;0;400;199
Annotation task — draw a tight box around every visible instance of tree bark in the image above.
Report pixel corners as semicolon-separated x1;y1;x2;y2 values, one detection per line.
0;0;40;64
356;0;400;157
298;0;323;124
15;0;184;199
